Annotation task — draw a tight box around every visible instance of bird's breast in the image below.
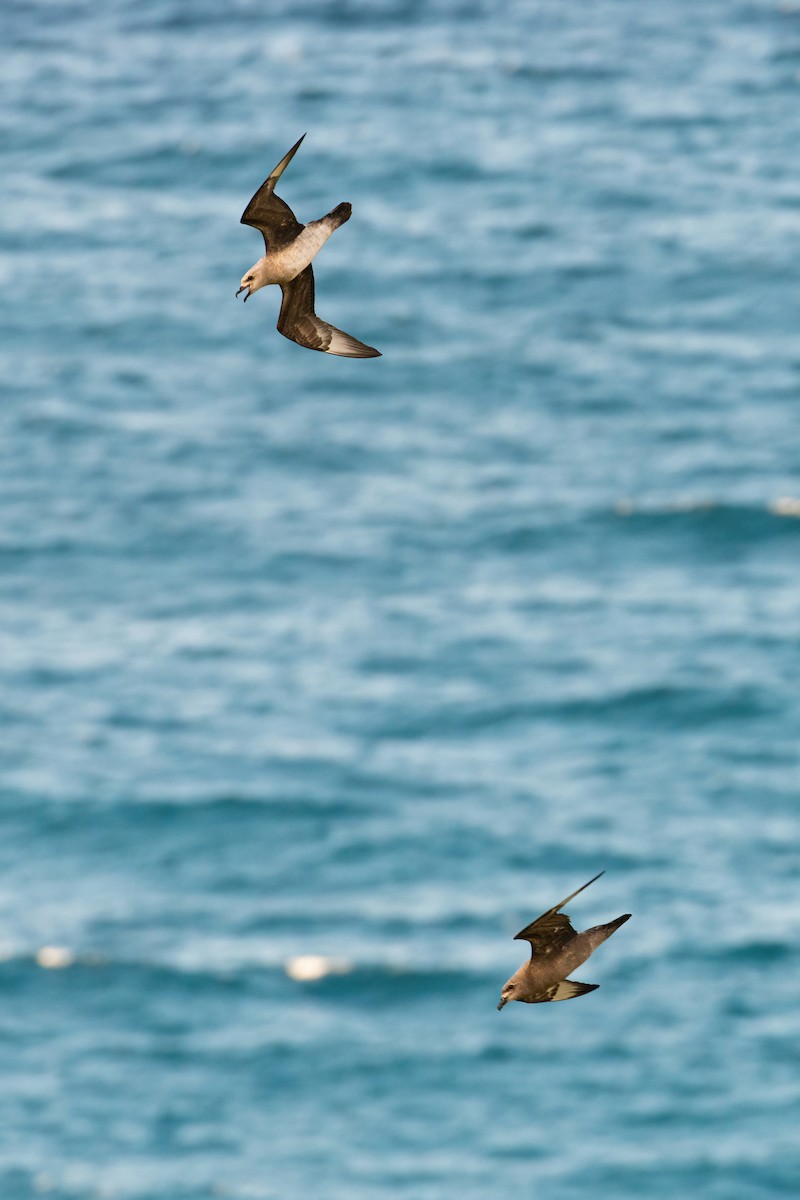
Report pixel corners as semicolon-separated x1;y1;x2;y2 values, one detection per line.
263;223;333;284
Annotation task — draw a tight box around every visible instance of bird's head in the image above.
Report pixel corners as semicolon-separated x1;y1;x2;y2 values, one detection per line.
497;980;517;1011
236;266;264;302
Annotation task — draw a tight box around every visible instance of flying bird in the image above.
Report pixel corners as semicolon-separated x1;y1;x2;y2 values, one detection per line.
497;870;630;1009
237;134;381;358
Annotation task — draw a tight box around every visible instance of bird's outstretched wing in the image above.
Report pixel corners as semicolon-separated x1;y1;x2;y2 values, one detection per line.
514;870;605;958
277;266;381;358
240;134;306;252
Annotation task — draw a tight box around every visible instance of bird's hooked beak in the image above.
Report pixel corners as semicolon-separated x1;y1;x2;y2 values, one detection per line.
497;997;507;1011
236;285;251;302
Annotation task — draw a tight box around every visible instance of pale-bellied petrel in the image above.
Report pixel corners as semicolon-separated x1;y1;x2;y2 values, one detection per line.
237;135;381;358
497;871;630;1009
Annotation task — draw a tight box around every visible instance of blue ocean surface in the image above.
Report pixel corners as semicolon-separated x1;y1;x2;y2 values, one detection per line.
2;0;800;1196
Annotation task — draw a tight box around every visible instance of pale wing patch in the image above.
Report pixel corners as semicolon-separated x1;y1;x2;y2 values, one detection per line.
549;979;599;1002
325;326;381;358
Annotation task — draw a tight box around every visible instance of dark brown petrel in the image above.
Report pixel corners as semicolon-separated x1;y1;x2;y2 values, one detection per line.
237;135;381;358
497;871;630;1009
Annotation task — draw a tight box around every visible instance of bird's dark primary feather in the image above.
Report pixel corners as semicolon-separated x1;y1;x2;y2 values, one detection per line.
240;134;306;252
278;266;381;358
514;870;605;958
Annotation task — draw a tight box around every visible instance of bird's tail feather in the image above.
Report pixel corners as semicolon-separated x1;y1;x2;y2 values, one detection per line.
326;202;352;227
589;913;631;938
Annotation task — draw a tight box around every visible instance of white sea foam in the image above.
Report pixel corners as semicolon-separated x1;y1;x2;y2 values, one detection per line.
284;955;352;982
36;946;75;970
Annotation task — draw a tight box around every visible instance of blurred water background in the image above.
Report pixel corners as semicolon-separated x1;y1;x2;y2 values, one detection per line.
2;0;800;1196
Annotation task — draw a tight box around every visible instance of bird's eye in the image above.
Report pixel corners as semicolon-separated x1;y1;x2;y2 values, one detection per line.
246;275;254;282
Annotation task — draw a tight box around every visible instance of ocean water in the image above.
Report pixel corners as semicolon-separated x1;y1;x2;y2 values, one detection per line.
2;0;800;1196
